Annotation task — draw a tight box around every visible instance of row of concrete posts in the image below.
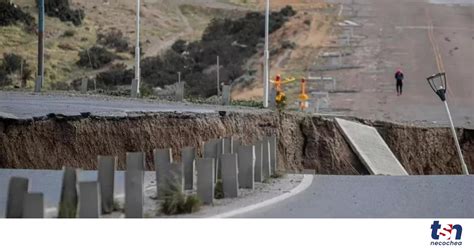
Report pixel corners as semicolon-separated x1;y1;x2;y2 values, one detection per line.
5;135;278;218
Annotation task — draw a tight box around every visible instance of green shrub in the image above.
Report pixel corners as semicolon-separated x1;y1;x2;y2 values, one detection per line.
160;180;202;215
77;46;116;69
2;53;23;74
97;30;130;53
39;0;85;26
95;63;133;87
0;68;11;87
214;179;224;199
58;202;77;218
62;29;76;37
231;100;264;108
0;2;34;27
271;171;285;179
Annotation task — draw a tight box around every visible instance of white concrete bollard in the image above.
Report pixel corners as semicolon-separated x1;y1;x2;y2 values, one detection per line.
182;147;196;190
169;162;184;192
79;181;101;218
22;192;44;218
97;155;116;214
237;145;255;189
196;158;215;205
58;167;78;218
254;142;263;182
125;152;145;218
154;148;173;198
262;140;271;179
268;135;278;175
204;139;222;182
232;139;241;154
6;177;29;218
223;137;233;154
220;154;239;198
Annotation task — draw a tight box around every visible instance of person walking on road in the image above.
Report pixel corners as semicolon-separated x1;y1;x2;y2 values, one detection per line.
395;69;404;96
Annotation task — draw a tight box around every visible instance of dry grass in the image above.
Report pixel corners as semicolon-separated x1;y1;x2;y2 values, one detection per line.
231;2;336;106
1;0;241;89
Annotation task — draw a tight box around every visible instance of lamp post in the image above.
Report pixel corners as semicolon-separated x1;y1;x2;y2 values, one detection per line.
131;0;141;98
427;72;469;175
35;0;45;93
263;0;270;108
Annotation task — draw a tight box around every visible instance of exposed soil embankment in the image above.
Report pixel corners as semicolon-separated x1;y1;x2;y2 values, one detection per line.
0;112;473;175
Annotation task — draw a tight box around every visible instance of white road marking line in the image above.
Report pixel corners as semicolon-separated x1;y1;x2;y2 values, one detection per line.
338;4;344;17
209;174;314;218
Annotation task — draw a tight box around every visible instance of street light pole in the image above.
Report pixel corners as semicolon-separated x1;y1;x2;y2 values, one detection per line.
427;72;469;175
263;0;270;108
217;56;220;96
443;101;469;175
132;0;141;97
35;0;45;93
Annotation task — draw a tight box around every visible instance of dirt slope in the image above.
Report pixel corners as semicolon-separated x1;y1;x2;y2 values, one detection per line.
1;112;472;175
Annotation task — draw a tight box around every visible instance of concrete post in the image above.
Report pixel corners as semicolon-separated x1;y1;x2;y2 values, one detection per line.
262;140;271;179
237;145;255;189
268;135;278;174
81;78;88;94
223;137;233;154
131;79;139;98
35;0;45;93
6;177;29;218
169;162;184;192
97;155;116;214
254;142;263;182
58;167;78;218
269;86;277;110
217;56;220;96
125;152;145;218
232;139;241;154
222;85;231;105
79;181;101;218
182;147;196;190
220;154;239;198
175;81;184;102
154;148;173;198
22;192;44;218
196;158;215;205
263;0;270;108
204;139;221;183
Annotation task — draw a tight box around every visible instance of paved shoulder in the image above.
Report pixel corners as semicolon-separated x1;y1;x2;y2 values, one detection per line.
237;175;473;218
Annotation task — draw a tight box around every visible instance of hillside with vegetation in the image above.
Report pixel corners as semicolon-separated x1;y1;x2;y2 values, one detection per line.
0;0;333;103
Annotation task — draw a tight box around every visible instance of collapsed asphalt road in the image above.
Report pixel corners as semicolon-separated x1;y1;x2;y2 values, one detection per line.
0;92;223;119
236;175;474;218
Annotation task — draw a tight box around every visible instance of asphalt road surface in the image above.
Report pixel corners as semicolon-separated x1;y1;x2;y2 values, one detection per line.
325;0;474;128
0;91;257;119
237;175;474;218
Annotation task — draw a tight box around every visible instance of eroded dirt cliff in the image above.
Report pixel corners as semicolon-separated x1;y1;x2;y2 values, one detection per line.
0;112;472;175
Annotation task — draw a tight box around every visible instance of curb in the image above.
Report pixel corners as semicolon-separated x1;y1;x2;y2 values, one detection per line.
209;174;314;218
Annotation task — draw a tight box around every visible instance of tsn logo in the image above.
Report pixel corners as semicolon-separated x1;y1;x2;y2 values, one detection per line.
430;221;463;246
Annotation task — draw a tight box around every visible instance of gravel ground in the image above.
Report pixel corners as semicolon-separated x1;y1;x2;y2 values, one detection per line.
106;174;304;218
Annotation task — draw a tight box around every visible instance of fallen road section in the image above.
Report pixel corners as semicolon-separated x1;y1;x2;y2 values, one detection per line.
335;118;408;175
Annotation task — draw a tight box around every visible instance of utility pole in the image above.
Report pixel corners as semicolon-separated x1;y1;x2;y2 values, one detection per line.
263;0;270;108
217;56;220;96
131;0;141;97
35;0;44;93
